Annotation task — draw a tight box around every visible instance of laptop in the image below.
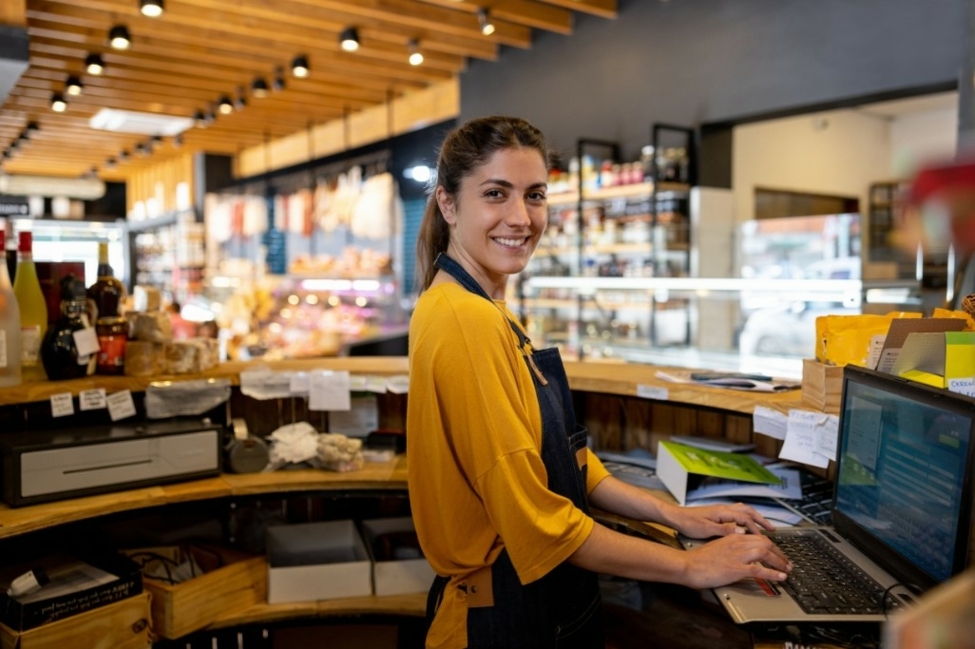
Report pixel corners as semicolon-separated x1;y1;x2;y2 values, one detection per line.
681;365;975;624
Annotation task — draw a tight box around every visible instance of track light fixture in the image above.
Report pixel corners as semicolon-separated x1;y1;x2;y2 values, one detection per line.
85;53;105;75
218;95;234;114
50;92;67;112
408;39;423;66
251;77;269;98
109;25;131;50
118;149;130;161
105;157;117;169
477;8;495;36
291;55;310;78
194;110;209;128
340;27;360;52
25;121;39;134
65;75;83;96
134;142;149;157
140;0;164;17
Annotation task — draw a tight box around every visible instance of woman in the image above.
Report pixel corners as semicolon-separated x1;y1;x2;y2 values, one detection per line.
407;116;791;649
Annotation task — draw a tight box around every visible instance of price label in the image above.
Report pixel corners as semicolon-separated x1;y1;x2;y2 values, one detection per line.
73;327;101;357
50;392;75;418
79;388;107;411
636;384;668;401
107;390;137;421
289;372;310;394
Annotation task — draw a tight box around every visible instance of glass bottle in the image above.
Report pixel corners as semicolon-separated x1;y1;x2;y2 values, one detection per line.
88;241;126;318
41;274;98;381
12;232;47;382
88;241;128;374
0;229;21;387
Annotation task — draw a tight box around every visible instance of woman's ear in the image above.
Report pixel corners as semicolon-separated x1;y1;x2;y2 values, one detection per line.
436;186;457;226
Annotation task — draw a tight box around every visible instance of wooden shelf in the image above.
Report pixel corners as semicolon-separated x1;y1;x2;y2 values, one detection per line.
207;593;426;630
0;457;408;540
0;357;410;407
546;181;690;207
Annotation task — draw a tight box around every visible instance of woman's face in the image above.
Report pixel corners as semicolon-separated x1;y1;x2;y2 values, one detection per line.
437;146;548;298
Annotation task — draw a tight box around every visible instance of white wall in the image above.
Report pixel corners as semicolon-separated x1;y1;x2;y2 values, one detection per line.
889;107;958;177
733;109;891;229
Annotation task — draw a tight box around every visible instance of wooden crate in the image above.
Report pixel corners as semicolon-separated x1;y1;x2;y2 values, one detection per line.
801;358;844;415
142;549;266;639
0;592;150;649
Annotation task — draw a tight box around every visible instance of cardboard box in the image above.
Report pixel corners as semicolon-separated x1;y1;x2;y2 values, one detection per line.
0;591;150;649
266;520;372;604
132;545;266;639
801;358;845;415
891;331;975;389
0;554;143;631
361;518;435;597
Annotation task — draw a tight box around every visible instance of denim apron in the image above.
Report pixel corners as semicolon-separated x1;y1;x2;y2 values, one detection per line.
425;253;604;649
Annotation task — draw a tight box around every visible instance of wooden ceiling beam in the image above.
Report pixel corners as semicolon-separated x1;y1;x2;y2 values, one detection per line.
536;0;616;20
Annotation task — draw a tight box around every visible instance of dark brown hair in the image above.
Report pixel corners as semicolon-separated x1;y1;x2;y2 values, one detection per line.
414;115;550;292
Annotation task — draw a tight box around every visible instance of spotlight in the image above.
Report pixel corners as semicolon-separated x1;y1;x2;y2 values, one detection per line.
25;121;39;134
134;142;149;156
83;166;98;179
118;149;130;161
340;27;360;52
408;39;423;66
251;77;269;98
50;92;67;112
105;157;117;169
172;133;183;148
477;8;495;36
109;25;131;50
194;110;208;128
272;74;285;91
140;0;164;17
65;75;83;96
85;53;105;75
234;95;246;110
291;55;309;78
218;96;234;114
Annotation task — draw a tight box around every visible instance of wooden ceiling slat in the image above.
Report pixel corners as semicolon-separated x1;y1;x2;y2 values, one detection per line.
536;0;616;20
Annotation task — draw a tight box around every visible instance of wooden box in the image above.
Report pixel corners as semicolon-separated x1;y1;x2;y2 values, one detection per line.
801;358;844;415
139;546;266;639
0;591;150;649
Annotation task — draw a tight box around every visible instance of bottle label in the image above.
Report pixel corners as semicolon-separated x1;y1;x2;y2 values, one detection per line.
21;325;41;366
0;330;5;368
97;334;128;370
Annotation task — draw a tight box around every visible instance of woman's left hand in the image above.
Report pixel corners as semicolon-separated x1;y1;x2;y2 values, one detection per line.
668;502;776;538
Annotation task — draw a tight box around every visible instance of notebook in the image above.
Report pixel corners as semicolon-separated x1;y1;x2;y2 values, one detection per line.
680;365;975;624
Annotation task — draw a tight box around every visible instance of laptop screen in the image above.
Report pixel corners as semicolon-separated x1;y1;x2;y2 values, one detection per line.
834;366;975;587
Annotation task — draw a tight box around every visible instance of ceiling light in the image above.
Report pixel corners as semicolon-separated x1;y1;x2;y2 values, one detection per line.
65;75;83;96
408;39;423;66
193;109;208;128
134;142;149;156
140;0;164;17
26;121;39;134
109;25;131;50
118;149;130;161
172;133;183;148
51;93;67;112
105;157;117;169
477;8;495;36
218;96;234;114
291;55;309;78
251;77;269;98
340;27;360;52
85;53;105;75
234;94;246;110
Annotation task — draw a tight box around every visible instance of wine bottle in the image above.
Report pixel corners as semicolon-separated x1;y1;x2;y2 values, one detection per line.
12;232;47;382
0;229;22;387
87;241;125;318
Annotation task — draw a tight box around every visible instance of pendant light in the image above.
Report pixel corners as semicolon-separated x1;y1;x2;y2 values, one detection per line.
252;77;269;98
50;93;67;113
477;8;495;36
291;55;310;78
65;76;84;96
218;95;234;114
340;27;360;52
85;53;105;75
408;39;423;66
109;25;131;50
140;0;164;17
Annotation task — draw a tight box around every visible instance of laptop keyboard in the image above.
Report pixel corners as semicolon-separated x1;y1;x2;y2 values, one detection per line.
770;531;900;615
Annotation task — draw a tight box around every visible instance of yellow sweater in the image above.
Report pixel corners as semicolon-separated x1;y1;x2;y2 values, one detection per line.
407;283;610;649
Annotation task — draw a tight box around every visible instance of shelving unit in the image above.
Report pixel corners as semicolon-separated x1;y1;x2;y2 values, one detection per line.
516;126;695;361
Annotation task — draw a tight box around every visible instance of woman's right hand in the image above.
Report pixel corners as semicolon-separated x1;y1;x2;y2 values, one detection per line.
681;532;792;589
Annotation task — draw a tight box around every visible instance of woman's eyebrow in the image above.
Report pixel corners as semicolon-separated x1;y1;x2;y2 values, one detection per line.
478;179;548;190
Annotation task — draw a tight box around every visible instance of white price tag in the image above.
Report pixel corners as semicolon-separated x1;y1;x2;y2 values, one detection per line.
107;390;137;421
50;392;75;418
386;375;410;394
636;384;668;401
949;377;975;398
72;327;101;357
289;372;310;394
753;405;788;440
79;388;107;411
365;376;388;393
